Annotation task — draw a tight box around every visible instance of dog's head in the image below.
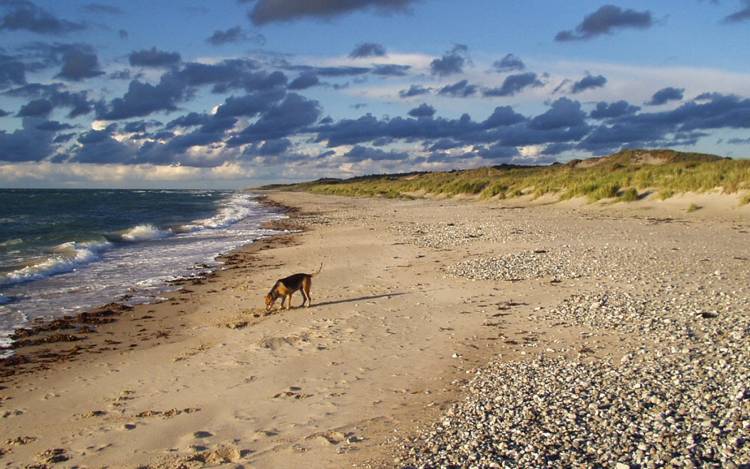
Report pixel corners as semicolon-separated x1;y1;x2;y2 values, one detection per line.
264;293;275;311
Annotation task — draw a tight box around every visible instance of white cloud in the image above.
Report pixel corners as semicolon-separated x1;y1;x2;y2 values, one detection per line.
91;120;109;131
318;51;434;71
0;162;257;189
336;53;750;114
532;59;750;104
519;145;543;157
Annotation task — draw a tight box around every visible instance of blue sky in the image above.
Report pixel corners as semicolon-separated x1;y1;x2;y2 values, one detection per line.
1;0;750;188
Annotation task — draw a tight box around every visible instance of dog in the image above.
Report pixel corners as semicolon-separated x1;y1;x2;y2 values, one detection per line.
264;263;322;311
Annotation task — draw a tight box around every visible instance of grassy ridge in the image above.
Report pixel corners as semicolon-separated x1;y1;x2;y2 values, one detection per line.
279;149;750;204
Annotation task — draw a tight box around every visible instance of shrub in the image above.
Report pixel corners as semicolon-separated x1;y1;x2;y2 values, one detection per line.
620;188;639;202
588;183;620;201
659;190;675;200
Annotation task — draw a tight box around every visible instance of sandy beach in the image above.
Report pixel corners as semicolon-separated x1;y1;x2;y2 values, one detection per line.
1;191;749;468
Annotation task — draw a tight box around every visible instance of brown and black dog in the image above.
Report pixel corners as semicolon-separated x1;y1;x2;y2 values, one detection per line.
264;263;322;311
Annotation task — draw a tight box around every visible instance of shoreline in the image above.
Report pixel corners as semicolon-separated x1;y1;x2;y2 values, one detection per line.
0;194;298;380
0;191;747;467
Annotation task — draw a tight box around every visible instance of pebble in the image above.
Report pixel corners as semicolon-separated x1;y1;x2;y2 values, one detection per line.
394;214;750;468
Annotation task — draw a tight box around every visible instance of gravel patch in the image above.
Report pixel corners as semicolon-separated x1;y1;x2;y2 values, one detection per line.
399;349;749;468
446;249;593;281
547;289;750;341
389;221;552;249
400;281;750;467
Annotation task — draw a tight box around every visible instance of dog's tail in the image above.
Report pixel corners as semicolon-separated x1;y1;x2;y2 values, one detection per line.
311;262;323;276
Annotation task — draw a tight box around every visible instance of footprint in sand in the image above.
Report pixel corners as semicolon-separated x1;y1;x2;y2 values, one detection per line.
76;410;107;418
1;408;25;418
253;429;279;440
8;433;31;443
35;448;70;464
305;430;363;446
258;332;311;351
273;386;312;400
306;431;347;445
185;443;244;465
232;410;258;423
108;390;135;410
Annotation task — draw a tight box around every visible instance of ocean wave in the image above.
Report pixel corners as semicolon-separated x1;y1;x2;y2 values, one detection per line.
191;193;258;230
134;275;182;288
120;224;171;242
0;293;11;305
0;194;254;288
0;190;284;351
0;337;12;358
0;240;111;287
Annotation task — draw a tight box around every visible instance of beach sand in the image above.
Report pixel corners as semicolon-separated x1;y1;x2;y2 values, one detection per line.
1;191;748;468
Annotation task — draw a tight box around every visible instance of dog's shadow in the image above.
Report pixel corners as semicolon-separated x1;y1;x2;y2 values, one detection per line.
309;292;407;308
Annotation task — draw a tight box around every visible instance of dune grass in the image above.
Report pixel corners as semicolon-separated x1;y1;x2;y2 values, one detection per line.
281;149;750;203
620;188;640;202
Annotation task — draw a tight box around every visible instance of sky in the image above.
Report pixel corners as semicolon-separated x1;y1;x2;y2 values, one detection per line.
1;0;750;188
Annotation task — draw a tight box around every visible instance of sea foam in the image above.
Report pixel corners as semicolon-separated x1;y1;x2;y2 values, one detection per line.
184;193;258;230
121;224;171;242
0;240;111;287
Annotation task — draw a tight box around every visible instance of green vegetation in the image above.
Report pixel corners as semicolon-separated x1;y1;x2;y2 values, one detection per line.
659;189;675;200
620;188;640;202
272;149;750;203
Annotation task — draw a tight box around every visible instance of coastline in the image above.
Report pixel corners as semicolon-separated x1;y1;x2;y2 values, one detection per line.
0;191;747;467
0;194;297;379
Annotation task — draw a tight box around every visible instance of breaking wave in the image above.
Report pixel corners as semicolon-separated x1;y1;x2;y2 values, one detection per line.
120;224;171;242
0;240;111;287
0;193;261;288
181;192;258;231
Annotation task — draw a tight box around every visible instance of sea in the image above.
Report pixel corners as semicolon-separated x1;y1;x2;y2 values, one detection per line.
0;189;284;354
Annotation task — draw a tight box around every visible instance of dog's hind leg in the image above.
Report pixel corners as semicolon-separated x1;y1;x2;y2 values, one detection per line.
300;288;308;307
303;278;312;307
